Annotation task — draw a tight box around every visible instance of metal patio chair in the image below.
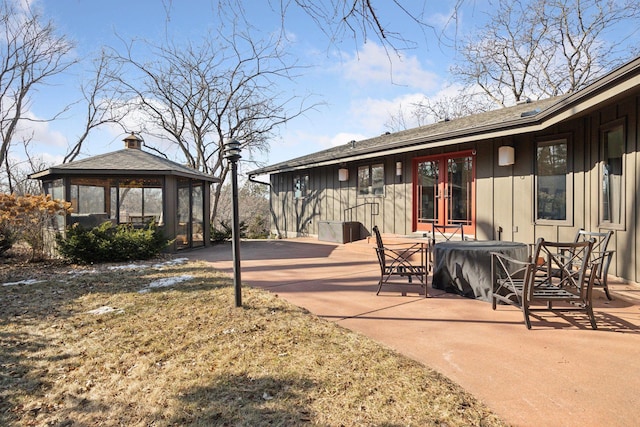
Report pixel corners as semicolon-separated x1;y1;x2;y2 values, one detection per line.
428;223;466;272
491;237;598;329
373;226;428;297
571;229;614;300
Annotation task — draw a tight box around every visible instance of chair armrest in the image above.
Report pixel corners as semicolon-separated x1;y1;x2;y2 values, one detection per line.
491;252;532;278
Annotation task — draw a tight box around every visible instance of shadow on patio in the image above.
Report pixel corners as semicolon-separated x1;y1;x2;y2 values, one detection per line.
187;238;640;427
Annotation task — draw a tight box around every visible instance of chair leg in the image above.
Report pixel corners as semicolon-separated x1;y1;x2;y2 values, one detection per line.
586;305;597;330
602;278;613;301
523;305;532;329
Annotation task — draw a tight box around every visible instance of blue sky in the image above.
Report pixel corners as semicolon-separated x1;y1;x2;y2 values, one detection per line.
18;0;487;170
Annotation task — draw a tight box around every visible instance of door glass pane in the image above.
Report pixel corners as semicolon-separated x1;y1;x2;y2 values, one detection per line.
447;156;473;224
417;160;439;224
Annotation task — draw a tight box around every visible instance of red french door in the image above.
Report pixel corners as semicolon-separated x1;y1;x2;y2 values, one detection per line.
413;151;476;235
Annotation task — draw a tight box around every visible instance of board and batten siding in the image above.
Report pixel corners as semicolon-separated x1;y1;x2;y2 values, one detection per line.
267;91;640;283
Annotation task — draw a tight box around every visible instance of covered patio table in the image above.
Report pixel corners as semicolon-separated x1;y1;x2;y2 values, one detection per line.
432;240;529;301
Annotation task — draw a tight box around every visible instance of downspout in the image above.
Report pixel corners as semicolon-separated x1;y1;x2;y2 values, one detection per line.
248;174;271;187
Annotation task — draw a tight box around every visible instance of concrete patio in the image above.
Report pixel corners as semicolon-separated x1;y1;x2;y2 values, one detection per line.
186;237;640;427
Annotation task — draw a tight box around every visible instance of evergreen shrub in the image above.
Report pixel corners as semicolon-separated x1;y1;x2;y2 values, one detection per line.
56;221;170;264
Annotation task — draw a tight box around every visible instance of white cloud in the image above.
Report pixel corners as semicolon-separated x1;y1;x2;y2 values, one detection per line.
339;42;441;92
13;111;68;149
348;92;428;131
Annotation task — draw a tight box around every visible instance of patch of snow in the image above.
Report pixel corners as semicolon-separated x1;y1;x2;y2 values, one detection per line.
108;263;143;271
2;279;45;287
153;258;189;269
138;275;194;293
87;306;124;315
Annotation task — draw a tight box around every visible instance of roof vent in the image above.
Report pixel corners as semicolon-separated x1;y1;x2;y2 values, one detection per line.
123;132;143;149
516;97;532;105
520;109;540;118
350;140;356;148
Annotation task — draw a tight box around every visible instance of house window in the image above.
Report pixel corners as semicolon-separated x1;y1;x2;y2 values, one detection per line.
535;138;570;222
358;163;384;196
293;174;309;199
600;121;625;227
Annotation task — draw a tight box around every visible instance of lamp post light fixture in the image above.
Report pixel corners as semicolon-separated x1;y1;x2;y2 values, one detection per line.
224;138;242;307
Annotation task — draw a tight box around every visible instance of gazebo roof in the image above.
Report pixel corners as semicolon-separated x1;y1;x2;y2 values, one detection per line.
30;145;219;183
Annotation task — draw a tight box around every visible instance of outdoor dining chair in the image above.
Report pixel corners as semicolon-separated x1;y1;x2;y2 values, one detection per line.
491;237;598;329
571;229;614;300
372;226;427;297
429;223;465;245
428;223;466;273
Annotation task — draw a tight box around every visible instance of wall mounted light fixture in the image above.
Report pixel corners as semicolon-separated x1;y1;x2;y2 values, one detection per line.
338;168;349;182
396;161;403;176
498;146;515;166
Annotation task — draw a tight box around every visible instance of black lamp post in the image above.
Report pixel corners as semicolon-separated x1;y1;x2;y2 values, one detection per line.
224;138;242;307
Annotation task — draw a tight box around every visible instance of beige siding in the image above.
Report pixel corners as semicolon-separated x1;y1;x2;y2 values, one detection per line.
267;91;640;284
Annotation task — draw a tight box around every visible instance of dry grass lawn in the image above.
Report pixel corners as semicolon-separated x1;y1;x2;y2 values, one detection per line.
0;250;507;426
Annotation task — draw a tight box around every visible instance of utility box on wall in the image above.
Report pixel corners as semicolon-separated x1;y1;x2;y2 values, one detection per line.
318;221;361;244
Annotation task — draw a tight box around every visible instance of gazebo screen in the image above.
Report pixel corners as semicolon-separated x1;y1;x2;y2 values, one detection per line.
64;177;164;228
111;178;163;224
177;178;204;250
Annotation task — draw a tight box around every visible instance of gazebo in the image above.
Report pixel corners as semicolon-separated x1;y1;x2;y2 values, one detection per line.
30;133;219;252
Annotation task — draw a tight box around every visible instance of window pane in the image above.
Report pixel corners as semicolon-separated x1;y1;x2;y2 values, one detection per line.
293;174;308;199
536;140;567;220
120;187;142;222
357;166;370;195
143;188;163;222
371;164;384;195
602;125;624;224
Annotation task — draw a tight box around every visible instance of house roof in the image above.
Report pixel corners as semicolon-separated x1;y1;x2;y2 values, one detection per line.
250;55;640;176
30;147;219;182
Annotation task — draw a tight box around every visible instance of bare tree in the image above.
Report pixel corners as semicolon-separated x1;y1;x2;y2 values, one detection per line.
0;134;46;194
385;92;495;131
64;50;131;163
534;0;640;97
451;0;640;108
106;21;316;222
0;0;75;172
214;0;464;54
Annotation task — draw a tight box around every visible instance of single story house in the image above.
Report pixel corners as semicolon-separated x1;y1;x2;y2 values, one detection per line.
30;133;219;252
249;55;640;284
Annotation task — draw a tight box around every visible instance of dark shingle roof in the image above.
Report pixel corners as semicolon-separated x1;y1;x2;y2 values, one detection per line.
250;55;640;176
30;148;218;182
249;97;564;175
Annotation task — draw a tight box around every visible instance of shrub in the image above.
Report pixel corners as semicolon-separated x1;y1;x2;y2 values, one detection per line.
0;225;17;255
210;220;247;243
245;214;269;239
56;221;170;264
0;193;71;259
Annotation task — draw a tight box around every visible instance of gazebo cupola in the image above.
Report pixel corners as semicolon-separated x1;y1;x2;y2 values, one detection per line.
124;132;143;150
